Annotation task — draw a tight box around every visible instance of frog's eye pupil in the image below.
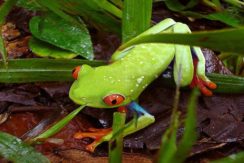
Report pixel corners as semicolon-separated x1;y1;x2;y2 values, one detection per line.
112;100;117;105
72;66;81;80
103;94;124;106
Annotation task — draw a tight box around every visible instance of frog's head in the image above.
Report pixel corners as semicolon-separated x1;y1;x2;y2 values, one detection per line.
69;65;131;108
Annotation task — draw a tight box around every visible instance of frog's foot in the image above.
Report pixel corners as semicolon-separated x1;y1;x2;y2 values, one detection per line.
190;58;217;96
74;127;112;152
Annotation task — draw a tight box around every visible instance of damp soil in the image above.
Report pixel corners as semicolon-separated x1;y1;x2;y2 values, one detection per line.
0;2;243;163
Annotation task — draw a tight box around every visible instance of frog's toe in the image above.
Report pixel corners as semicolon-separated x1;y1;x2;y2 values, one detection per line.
74;128;112;152
190;57;217;96
190;75;217;96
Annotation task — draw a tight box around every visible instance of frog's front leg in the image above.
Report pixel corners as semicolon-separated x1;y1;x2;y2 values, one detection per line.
74;103;155;152
190;47;217;96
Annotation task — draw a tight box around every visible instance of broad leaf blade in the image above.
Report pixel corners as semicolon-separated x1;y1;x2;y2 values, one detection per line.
122;0;152;42
29;13;93;60
207;73;244;93
38;0;122;34
161;73;244;94
182;11;240;27
120;27;244;54
165;0;199;11
0;131;49;163
0;59;105;83
29;37;78;59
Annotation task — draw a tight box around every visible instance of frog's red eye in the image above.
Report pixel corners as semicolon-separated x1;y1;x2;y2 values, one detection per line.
72;66;81;80
103;94;125;106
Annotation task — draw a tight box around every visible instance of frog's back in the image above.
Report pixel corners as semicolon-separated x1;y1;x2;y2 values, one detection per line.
96;44;175;100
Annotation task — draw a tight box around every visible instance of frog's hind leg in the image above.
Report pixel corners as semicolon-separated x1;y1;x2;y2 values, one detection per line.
74;103;155;152
190;47;217;96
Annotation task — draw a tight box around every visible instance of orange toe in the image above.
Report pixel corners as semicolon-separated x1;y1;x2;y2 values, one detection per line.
74;128;112;152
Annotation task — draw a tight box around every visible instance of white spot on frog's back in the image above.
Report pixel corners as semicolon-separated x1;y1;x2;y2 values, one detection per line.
142;84;148;89
136;76;144;84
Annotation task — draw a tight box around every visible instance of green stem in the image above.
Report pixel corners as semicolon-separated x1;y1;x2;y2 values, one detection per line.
98;0;122;19
109;112;126;163
224;0;244;8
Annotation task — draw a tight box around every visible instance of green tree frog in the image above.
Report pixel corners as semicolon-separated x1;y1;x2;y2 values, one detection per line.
69;18;216;152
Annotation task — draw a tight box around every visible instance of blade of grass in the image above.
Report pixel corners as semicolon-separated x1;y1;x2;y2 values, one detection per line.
110;0;123;8
122;0;152;43
0;132;49;163
0;0;18;66
161;73;244;94
38;0;122;34
157;114;179;163
157;68;181;163
165;0;199;11
109;112;126;163
95;0;122;19
119;27;244;54
1;59;243;94
208;73;244;93
0;58;105;83
210;152;244;163
174;89;199;163
32;105;85;142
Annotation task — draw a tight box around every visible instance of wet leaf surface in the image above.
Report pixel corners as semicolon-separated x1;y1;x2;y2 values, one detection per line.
29;37;78;59
29;13;94;60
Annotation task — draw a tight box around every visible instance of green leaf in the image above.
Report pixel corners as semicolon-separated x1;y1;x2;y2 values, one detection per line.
207;73;244;93
120;27;244;54
0;59;105;83
0;131;49;163
29;13;93;60
174;89;199;163
211;152;244;163
29;37;77;59
0;0;18;65
110;0;123;8
16;0;44;11
37;0;122;34
157;80;181;163
223;0;244;9
161;73;244;94
182;11;240;27
157;113;179;163
109;112;126;163
33;106;85;141
165;0;199;12
122;0;152;42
